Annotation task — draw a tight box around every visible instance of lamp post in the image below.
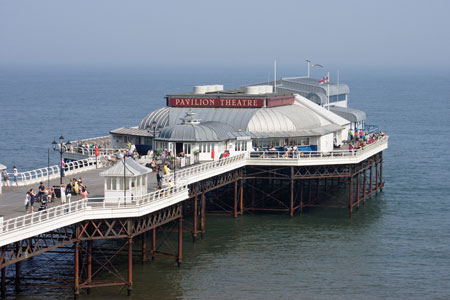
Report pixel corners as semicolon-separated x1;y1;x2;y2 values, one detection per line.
305;59;323;78
123;156;126;206
173;154;176;185
146;121;163;154
52;135;72;184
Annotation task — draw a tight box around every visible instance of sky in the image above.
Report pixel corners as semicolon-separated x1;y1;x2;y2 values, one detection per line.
1;0;450;69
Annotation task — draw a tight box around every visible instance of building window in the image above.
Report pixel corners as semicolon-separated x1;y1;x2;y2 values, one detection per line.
329;94;347;103
184;143;192;154
234;141;247;151
199;143;213;153
252;139;283;148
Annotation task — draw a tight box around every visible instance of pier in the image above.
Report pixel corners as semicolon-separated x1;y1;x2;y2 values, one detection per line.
0;136;387;298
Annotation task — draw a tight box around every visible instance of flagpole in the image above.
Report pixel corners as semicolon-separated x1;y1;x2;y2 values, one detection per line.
274;59;277;92
327;72;330;110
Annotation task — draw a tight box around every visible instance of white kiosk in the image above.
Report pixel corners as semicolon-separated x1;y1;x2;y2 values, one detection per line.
100;158;151;204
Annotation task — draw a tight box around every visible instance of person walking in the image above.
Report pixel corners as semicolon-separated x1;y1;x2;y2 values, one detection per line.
65;183;72;205
156;168;162;188
13;166;19;186
2;169;8;186
59;159;65;178
29;189;36;213
60;184;66;204
24;191;31;212
80;187;88;200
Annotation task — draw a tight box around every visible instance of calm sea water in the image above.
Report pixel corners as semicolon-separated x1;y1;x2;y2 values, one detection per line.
1;66;450;299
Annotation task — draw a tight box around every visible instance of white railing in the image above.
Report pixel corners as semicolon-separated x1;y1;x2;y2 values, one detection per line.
0;184;188;236
248;136;388;160
87;184;188;208
165;153;246;183
64;147;123;157
69;135;111;146
0;199;88;234
5;157;103;187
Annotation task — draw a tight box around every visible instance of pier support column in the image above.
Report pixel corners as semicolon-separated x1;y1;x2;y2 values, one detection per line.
369;164;373;198
127;237;133;296
299;180;304;215
177;217;183;267
380;153;383;191
192;195;198;241
87;240;93;294
251;182;255;210
151;228;156;261
357;172;361;207
316;178;320;203
141;233;147;263
1;247;6;299
375;160;379;194
349;173;354;218
200;193;206;236
234;181;238;218
290;167;294;217
74;242;80;298
15;243;20;293
239;179;244;215
308;179;312;205
363;169;367;204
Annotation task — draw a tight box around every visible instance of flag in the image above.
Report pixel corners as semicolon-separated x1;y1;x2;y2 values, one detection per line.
319;75;329;85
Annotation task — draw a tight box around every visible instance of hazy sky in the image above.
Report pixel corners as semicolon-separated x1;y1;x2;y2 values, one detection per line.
1;0;449;69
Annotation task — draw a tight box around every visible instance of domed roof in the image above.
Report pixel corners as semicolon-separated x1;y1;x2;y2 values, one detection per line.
139;107;169;130
157;121;234;142
141;103;323;133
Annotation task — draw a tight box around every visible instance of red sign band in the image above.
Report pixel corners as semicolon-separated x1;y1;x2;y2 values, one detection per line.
169;97;265;108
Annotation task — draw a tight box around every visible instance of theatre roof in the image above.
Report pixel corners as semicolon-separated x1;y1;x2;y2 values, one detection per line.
110;127;152;137
139;103;324;134
330;106;367;122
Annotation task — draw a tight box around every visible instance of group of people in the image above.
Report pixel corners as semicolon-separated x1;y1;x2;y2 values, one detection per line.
348;129;385;151
106;143;139;163
23;177;89;213
1;166;19;187
24;182;57;213
65;177;89;202
155;162;173;189
73;140;110;155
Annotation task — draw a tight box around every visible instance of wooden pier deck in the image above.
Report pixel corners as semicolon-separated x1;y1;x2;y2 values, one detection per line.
0;167;159;220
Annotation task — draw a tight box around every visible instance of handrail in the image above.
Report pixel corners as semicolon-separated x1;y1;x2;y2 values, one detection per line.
248;136;388;160
1;184;188;235
3;156;104;187
69;135;111;146
64;147;124;157
165;153;246;183
0;137;388;241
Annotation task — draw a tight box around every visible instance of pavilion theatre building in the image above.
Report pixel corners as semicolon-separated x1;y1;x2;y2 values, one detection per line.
110;80;366;162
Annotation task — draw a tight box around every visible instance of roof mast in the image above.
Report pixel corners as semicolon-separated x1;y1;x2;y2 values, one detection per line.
274;59;277;93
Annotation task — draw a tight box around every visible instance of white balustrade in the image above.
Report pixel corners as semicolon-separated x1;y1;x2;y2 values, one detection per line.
0;183;188;237
248;136;388;160
5;156;104;187
0;137;388;244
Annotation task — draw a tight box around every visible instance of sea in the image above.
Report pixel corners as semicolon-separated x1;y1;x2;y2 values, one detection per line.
0;66;449;299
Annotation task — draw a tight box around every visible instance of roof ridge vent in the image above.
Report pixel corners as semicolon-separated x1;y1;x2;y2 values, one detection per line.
180;108;201;125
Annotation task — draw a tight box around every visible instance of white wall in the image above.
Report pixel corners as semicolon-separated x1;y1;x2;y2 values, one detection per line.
318;133;334;152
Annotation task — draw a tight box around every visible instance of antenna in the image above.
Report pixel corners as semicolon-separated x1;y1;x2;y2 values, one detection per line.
337;69;340;86
274;59;277;92
306;59;311;77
